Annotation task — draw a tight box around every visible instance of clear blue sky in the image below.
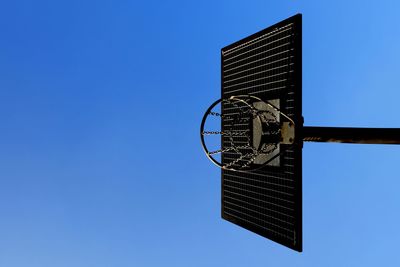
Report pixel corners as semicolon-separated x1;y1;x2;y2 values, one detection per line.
1;1;400;266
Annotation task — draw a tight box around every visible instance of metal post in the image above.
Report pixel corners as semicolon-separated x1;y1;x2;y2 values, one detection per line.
302;127;400;145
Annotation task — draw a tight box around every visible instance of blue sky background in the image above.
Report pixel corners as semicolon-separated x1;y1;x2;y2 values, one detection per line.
1;1;400;266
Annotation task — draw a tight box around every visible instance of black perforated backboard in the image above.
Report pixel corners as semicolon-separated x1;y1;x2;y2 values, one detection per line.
221;14;302;251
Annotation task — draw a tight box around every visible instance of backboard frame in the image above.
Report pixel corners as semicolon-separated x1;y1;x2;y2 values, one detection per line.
220;13;302;252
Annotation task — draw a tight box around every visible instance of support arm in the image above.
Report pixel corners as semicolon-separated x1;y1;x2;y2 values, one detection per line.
302;127;400;145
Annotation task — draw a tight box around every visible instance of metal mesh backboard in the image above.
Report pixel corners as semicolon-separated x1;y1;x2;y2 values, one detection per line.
221;14;302;251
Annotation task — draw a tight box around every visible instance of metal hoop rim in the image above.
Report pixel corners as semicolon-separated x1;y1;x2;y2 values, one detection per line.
200;95;295;172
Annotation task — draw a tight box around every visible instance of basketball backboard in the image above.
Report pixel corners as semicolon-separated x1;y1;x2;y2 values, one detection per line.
219;14;302;251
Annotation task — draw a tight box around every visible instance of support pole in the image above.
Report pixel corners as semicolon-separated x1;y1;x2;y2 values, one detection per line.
302;127;400;145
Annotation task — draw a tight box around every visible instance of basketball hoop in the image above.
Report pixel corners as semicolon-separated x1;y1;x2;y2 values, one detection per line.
200;95;295;171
